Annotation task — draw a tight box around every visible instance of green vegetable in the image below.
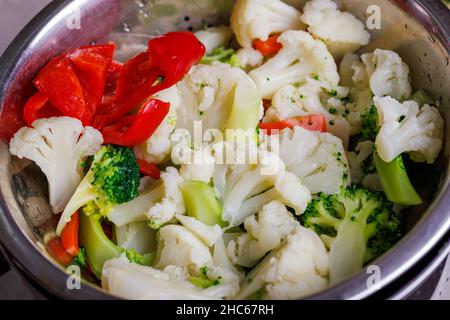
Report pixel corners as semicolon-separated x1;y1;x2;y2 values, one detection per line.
361;105;379;141
79;212;122;279
73;247;87;268
301;185;401;284
409;90;434;106
374;153;422;206
190;266;222;289
200;46;240;67
125;248;155;266
180;181;226;227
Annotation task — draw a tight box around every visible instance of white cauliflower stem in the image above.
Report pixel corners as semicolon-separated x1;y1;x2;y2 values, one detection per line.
374;96;444;163
272;126;350;194
194;26;234;54
249;30;340;99
301;0;371;60
9;117;103;213
228;201;300;268
235;226;329;300
231;0;304;48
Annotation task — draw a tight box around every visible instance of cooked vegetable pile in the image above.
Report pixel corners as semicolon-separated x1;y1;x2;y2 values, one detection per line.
8;0;444;300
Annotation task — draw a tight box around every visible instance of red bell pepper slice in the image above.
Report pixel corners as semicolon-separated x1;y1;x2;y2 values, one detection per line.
46;236;74;266
104;60;123;98
68;44;115;124
61;211;79;257
254;35;282;56
259;114;328;135
33;56;86;122
137;159;161;179
102;99;170;146
94;32;205;128
23;91;63;126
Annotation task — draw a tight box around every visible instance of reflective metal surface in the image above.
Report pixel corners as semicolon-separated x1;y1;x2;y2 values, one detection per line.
0;0;449;299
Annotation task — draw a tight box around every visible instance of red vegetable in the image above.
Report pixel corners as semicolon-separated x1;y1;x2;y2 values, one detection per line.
254;35;282;56
259;114;328;135
23;92;62;126
61;211;79;257
94;32;205;128
102;99;170;146
46;236;74;266
137;159;161;179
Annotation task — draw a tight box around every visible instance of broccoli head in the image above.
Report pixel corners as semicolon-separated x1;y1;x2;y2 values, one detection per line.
360;105;379;141
56;145;140;236
301;185;401;284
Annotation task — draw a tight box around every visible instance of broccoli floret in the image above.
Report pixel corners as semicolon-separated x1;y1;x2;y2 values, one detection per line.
72;247;87;268
56;145;140;236
361;105;379;141
200;46;240;67
301;185;401;284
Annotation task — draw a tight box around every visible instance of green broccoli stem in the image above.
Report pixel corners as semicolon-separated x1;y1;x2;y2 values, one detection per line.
374;152;422;206
79;211;122;279
179;181;227;227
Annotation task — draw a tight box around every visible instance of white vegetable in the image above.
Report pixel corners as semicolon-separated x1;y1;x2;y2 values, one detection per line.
301;0;370;60
107;167;184;228
236;47;264;71
249;30;340;99
154;225;213;273
102;257;226;300
361;49;412;100
228;200;299;267
219;148;311;226
374;96;444;163
272;126;350;194
235;226;329;300
230;0;304;48
135;86;180;164
176;214;222;247
9;117;103;213
194;26;234;54
264;77;351;142
115;222;157;254
346;141;375;184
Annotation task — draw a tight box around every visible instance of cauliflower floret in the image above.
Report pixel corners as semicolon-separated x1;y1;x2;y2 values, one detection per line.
301;0;371;60
219;148;311;226
230;0;304;48
102;256;234;300
374;96;444;163
235;226;329;300
228;200;300;268
346;141;375;184
135;86;180;164
249;30;340;99
361;49;412;100
176;63;262;136
107;167;184;228
176;214;222;247
194;26;234;55
115;221;157;254
271;126;350;194
264;77;352;142
9;117;103;213
154;225;213;273
236;47;264;71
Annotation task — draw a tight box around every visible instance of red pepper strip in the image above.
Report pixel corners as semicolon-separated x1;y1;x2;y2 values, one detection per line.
46;236;74;266
137;159;161;179
33;56;86;122
254;35;283;56
94;32;205;128
102;99;170;146
61;211;79;257
104;60;123;98
68;44;116;124
23;92;62;126
259;114;328;135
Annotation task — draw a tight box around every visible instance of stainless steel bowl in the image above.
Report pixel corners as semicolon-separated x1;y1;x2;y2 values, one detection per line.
0;0;449;300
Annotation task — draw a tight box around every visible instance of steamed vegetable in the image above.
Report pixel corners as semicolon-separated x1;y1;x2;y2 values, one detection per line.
301;186;401;284
301;0;370;59
56;145;140;235
194;26;234;55
9;117;103;213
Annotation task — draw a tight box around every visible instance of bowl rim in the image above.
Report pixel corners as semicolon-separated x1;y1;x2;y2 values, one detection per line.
0;0;449;300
